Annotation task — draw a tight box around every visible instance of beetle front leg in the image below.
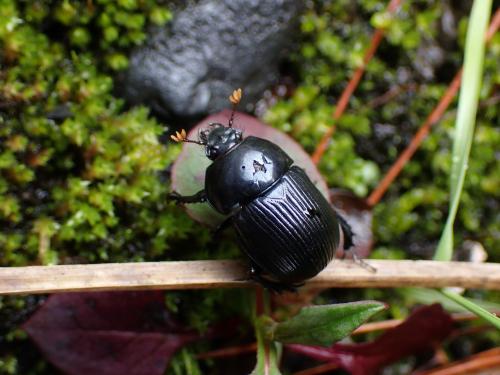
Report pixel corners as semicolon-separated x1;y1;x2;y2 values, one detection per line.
213;216;233;239
168;190;207;204
336;212;354;250
351;250;377;273
207;216;234;252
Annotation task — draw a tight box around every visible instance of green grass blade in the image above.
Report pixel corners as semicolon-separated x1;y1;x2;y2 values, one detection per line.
440;290;500;329
430;0;500;330
434;0;492;261
400;288;500;313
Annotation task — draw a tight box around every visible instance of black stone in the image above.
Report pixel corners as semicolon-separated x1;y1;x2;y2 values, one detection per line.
120;0;302;122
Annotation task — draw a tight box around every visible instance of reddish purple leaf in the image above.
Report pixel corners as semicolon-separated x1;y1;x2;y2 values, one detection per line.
23;291;200;375
287;304;453;375
171;110;329;226
330;189;373;258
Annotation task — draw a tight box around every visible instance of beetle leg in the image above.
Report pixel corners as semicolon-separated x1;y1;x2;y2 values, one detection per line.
340;246;376;273
352;251;377;273
336;213;354;250
249;265;302;293
167;190;207;204
213;216;233;240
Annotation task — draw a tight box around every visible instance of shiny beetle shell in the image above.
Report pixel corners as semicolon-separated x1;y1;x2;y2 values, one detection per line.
169;89;354;290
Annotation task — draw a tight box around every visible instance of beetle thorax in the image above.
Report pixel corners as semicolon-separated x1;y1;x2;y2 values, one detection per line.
199;123;243;160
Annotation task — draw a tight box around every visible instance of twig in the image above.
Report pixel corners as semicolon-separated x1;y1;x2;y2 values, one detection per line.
367;8;500;207
0;260;499;295
311;0;402;165
414;347;500;375
368;83;418;108
352;311;497;335
293;362;339;375
197;343;258;360
366;69;462;206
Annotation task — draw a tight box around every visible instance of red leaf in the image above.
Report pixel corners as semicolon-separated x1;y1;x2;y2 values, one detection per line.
287;304;453;375
23;291;200;375
330;189;373;258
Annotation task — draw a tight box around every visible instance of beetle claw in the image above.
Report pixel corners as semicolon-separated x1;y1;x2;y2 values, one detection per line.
341;249;376;273
352;251;377;273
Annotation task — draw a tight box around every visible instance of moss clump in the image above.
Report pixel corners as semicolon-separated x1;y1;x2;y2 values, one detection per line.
0;0;203;267
0;1;232;373
0;2;247;372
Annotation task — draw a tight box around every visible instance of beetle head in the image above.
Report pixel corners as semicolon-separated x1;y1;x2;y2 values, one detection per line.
170;89;244;160
199;123;242;160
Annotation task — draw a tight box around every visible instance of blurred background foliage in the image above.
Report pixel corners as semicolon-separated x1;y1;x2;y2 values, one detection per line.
0;0;499;373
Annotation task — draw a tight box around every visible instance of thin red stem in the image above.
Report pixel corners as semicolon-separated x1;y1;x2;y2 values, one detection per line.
196;343;257;360
293;362;339;375
254;287;273;375
367;7;500;207
311;0;402;165
414;348;500;375
366;69;462;206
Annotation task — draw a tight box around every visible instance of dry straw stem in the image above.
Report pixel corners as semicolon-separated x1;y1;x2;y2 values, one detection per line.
416;347;500;375
0;259;499;295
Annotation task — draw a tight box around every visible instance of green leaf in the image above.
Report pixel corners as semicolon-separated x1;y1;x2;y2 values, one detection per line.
434;0;492;261
266;301;386;346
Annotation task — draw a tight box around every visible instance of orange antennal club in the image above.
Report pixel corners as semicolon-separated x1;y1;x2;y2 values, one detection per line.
229;88;242;105
228;88;242;128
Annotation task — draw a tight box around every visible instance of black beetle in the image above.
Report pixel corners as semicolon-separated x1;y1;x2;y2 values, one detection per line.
169;89;371;291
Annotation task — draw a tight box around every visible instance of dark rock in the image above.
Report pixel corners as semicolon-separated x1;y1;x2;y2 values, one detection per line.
120;0;302;123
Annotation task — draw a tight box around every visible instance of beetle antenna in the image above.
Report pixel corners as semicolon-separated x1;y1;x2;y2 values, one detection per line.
228;88;242;128
170;129;205;145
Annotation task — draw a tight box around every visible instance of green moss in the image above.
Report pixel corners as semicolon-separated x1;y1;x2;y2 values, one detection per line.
0;2;248;372
0;0;203;267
